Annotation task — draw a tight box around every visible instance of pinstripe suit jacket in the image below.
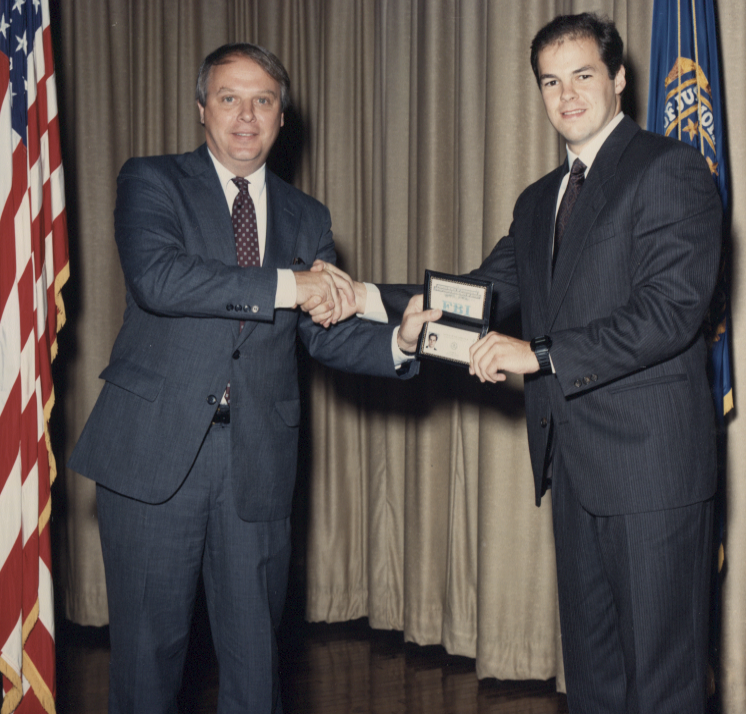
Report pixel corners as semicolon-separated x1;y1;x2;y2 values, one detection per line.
473;116;721;515
68;144;406;522
381;117;721;516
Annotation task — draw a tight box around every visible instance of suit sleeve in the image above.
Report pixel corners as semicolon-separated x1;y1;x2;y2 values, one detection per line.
548;145;722;396
375;209;522;326
293;207;417;379
114;158;278;322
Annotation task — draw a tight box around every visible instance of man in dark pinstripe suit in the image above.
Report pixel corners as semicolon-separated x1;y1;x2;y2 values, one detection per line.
456;14;721;713
318;12;722;714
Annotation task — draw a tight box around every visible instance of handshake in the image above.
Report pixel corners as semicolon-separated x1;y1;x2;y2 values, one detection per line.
294;261;541;382
294;260;439;355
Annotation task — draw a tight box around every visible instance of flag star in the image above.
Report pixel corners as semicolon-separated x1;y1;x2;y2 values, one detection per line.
0;14;10;39
13;0;23;15
15;30;27;55
683;117;699;141
33;0;41;12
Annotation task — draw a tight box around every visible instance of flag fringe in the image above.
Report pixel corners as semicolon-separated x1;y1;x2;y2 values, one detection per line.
0;659;23;714
22;600;40;646
43;389;58;488
22;650;56;714
54;261;69;336
723;389;733;415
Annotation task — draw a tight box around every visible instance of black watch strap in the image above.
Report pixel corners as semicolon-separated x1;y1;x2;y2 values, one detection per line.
530;335;553;375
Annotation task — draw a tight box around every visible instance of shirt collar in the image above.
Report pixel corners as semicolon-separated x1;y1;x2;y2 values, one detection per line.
566;111;624;174
207;147;267;197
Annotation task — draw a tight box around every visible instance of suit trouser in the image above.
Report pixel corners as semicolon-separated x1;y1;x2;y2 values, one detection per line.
550;447;713;714
96;421;290;714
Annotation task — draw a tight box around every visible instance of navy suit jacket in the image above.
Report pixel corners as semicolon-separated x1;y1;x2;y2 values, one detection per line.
382;117;722;516
69;144;405;522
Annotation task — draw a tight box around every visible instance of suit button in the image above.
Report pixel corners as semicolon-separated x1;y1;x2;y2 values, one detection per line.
251;305;259;313
574;379;582;388
226;304;234;311
207;395;217;405
233;350;240;360
235;304;242;312
243;305;250;312
591;374;598;381
540;417;548;428
584;376;591;384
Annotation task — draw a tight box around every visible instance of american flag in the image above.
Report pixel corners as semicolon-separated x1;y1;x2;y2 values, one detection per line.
1;0;68;711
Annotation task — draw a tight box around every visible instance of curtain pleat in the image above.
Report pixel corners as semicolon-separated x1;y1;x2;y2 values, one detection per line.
55;1;746;707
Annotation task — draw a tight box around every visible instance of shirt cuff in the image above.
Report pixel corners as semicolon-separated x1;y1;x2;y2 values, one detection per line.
392;326;415;367
358;283;388;323
275;269;297;308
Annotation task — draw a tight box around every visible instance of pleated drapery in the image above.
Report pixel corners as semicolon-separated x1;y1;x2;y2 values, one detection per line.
54;1;746;709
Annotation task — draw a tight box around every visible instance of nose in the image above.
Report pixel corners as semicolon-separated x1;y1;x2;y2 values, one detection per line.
239;102;256;122
560;82;577;102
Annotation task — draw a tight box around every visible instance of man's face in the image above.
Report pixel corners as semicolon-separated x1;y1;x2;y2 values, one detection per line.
537;36;625;155
198;56;284;177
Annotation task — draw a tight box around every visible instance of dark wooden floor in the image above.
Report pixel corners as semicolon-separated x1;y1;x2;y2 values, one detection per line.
55;583;569;714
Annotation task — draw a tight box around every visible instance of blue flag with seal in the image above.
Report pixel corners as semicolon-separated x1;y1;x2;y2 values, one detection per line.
647;0;732;420
647;2;730;701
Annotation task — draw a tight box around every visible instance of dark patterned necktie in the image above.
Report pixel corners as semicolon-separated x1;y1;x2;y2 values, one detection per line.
232;177;260;269
225;177;259;404
231;177;259;331
552;158;586;272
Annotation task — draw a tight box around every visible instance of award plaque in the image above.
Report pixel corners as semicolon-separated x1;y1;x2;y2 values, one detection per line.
418;270;493;366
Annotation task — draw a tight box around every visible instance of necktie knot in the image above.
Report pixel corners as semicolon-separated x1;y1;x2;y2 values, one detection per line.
232;176;250;197
568;158;586;186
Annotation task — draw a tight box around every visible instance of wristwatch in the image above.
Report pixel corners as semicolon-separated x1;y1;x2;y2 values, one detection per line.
530;335;553;375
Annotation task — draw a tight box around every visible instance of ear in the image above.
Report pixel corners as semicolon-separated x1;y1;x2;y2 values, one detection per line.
614;65;626;96
280;112;285;128
197;101;206;125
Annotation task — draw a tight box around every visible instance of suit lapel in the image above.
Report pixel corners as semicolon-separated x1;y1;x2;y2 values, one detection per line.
528;166;565;322
262;171;300;271
180;145;236;267
547;172;608;324
547;117;639;327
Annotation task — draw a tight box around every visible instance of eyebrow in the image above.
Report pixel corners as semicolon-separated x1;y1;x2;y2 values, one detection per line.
539;65;595;82
215;86;277;95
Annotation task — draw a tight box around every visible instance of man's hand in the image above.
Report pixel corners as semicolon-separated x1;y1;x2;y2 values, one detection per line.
300;260;366;326
295;268;356;327
468;332;540;383
397;294;441;353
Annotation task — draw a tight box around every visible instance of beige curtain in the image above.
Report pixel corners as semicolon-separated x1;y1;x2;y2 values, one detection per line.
55;0;746;709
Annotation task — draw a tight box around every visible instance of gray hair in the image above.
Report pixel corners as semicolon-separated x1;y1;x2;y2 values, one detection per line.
195;43;291;111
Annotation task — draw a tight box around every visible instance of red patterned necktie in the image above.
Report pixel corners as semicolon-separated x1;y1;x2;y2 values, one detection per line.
225;177;259;404
552;158;586;273
231;177;259;330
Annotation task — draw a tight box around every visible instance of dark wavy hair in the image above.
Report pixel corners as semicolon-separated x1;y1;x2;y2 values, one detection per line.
195;43;291;111
530;13;624;85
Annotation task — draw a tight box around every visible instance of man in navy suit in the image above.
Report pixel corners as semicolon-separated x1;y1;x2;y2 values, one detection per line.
324;13;722;714
68;43;425;713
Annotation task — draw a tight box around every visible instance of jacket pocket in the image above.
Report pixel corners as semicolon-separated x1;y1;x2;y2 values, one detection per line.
274;398;301;427
608;373;687;395
585;221;616;246
99;359;165;402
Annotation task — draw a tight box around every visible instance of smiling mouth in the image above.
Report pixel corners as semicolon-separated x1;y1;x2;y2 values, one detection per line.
561;109;585;118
